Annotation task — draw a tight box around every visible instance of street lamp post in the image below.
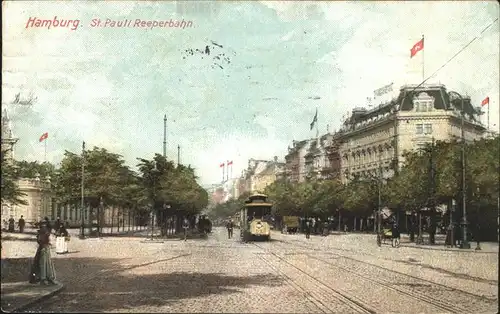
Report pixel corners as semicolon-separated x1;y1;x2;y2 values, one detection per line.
450;91;470;249
98;196;103;238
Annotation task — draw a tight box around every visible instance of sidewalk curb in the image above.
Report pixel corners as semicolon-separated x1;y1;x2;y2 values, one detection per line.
2;283;64;313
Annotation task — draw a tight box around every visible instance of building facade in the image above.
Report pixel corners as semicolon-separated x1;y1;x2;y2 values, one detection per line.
284;135;342;182
1;109;53;224
337;84;486;183
237;157;284;194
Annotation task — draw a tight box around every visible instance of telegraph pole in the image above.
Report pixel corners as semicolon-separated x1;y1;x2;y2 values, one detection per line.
428;137;436;244
376;148;382;246
460;95;470;249
79;141;85;239
163;115;167;158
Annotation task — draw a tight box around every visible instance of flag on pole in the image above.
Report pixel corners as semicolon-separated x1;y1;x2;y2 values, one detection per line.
310;109;318;130
481;96;490;106
39;132;48;142
219;162;225;168
227;160;233;166
410;38;424;58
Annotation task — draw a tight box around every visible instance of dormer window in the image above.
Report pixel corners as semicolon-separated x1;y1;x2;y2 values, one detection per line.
413;92;435;112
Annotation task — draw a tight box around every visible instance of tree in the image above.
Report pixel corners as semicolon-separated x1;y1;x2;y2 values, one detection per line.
0;148;27;205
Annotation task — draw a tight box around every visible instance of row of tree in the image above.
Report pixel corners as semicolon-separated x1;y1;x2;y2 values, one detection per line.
1;146;209;226
210;136;499;239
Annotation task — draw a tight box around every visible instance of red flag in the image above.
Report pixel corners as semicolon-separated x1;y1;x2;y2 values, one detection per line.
410;38;424;58
219;162;225;168
39;132;48;142
227;160;233;166
481;96;490;106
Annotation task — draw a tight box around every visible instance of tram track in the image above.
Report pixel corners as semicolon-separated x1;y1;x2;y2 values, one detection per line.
251;242;378;314
268;238;497;313
274;236;497;296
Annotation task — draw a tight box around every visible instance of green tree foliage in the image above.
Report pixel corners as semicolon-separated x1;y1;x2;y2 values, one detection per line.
209;196;246;220
1;148;27;205
136;154;208;216
256;136;499;230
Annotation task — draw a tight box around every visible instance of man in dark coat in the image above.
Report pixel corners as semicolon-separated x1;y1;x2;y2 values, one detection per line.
18;216;26;233
304;219;311;239
8;216;15;232
226;219;234;239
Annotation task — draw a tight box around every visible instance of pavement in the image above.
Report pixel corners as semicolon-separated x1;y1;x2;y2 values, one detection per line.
1;227;498;313
0;227;146;313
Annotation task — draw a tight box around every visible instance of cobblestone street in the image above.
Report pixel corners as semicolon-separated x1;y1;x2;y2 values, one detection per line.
2;228;497;313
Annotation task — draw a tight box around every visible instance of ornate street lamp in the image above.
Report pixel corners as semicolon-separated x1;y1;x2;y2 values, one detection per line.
449;91;470;249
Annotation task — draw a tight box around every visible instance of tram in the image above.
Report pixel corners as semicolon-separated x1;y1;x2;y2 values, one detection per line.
239;193;273;241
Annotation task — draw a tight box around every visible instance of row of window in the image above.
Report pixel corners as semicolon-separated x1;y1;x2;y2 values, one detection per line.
416;123;433;135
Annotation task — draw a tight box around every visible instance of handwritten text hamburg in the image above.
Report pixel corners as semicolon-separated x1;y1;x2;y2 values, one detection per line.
25;17;194;31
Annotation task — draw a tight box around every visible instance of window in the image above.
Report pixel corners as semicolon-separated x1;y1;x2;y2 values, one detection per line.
415;101;432;112
424;123;432;134
416;124;423;134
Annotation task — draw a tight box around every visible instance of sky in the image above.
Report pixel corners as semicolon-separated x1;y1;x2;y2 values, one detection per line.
2;1;499;186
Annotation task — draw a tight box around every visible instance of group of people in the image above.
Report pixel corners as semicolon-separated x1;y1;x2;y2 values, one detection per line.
5;215;26;233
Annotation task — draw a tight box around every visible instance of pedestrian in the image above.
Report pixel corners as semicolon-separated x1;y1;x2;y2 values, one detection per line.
54;217;61;233
305;219;311;239
391;222;400;248
8;216;15;232
18;215;25;233
226;219;234;239
322;221;329;236
445;223;454;247
55;223;69;254
37;226;57;285
182;217;189;241
473;222;481;250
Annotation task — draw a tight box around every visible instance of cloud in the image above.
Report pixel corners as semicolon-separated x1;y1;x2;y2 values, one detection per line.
3;1;499;185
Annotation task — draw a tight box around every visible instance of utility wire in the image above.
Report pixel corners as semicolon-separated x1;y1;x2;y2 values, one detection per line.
408;18;499;95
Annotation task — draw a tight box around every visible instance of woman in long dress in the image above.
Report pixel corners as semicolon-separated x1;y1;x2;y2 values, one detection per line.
55;223;69;254
38;227;57;285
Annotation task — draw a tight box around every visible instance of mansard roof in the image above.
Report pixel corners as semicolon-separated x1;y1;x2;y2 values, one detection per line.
344;84;483;125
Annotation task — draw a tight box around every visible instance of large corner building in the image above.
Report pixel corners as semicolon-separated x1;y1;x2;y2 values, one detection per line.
337;84;486;183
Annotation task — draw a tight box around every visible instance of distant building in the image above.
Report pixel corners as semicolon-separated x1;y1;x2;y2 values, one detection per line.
337;84;486;183
238;157;284;194
1;109;53;224
284;139;314;183
284;135;340;182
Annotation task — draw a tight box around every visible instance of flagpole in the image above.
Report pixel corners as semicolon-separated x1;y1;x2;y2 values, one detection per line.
487;101;490;130
422;34;425;83
226;160;229;182
316;108;319;139
44;139;47;163
222;164;225;183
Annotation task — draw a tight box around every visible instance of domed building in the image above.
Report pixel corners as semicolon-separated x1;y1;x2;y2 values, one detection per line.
1;109;53;225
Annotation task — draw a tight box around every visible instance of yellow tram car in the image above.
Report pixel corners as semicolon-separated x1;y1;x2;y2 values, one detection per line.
239;193;272;241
